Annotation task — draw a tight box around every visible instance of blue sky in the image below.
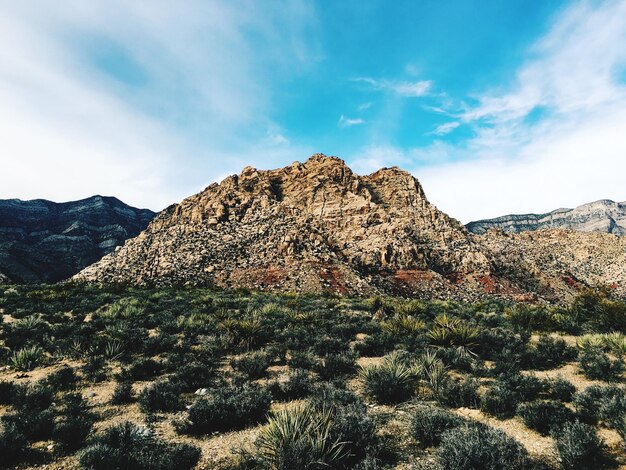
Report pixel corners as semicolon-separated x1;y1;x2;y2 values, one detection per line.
1;0;626;222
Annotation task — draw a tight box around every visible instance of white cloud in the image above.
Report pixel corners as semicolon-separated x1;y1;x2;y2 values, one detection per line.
338;115;365;128
0;1;319;210
366;0;626;223
353;77;432;97
430;122;460;136
357;102;372;111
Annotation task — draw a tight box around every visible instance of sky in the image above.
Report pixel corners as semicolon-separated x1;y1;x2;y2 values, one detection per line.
1;0;626;222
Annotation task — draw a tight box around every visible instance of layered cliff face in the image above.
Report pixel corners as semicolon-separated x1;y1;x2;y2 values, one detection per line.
0;196;155;282
77;155;495;298
467;200;626;235
76;155;626;301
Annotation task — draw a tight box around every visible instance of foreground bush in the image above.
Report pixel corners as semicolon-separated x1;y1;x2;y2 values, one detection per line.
436;424;529;470
553;421;605;470
53;393;96;452
573;385;626;424
177;383;271;434
410;405;464;447
138;380;183;413
79;421;200;470
256;405;346;469
516;400;575;436
579;347;623;381
0;422;29;467
359;352;418;404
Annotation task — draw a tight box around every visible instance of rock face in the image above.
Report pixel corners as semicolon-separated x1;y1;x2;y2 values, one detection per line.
76;155;626;301
0;196;155;282
467;200;626;235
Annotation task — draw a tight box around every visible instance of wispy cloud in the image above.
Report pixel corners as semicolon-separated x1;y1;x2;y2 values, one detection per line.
353;77;432;97
351;0;626;222
338;115;364;128
357;102;372;111
429;122;460;136
0;1;319;209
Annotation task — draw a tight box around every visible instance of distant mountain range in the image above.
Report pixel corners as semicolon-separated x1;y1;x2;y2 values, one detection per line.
0;196;155;283
467;200;626;235
75;155;626;301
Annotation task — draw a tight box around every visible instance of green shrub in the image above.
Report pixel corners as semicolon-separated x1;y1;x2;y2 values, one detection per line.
256;405;346;469
171;361;215;391
436;424;529;470
111;381;134;404
10;345;43;371
138;380;183;413
231;351;272;379
410;405;464;446
359;352;418;404
0;422;29;467
517;400;576;436
527;335;576;370
268;369;313;401
553;421;605;470
286;350;317;370
79;421;200;470
330;404;378;467
3;383;55;440
53;393;96;452
579;347;623;381
439;376;480;408
45;365;79;391
548;377;576;402
0;380;17;405
480;383;520;419
177;383;271;434
127;358;163;381
573;385;625;424
317;351;358;381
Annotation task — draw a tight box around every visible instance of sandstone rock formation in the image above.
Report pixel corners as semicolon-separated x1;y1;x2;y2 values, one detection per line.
467;200;626;235
0;196;155;282
76;155;626;301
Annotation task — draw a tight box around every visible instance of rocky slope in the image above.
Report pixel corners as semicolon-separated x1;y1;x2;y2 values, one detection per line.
76;155;626;301
467;199;626;235
0;196;155;282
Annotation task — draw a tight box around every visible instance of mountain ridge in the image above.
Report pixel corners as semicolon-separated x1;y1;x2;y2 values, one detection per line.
75;154;626;301
0;195;155;282
467;199;626;235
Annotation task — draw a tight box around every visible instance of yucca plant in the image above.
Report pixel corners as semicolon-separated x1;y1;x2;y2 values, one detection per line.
381;314;425;336
577;334;604;354
103;340;125;360
359;351;419;404
427;315;479;355
257;405;346;469
602;332;626;357
11;345;43;371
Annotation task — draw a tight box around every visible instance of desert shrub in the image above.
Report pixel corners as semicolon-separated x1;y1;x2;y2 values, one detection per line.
553;421;605;470
268;369;313;401
286;350;318;370
427;315;479;354
10;345;43;371
0;380;17;405
316;351;358;381
53;393;96;452
480;383;520;419
231;351;272;379
506;304;557;332
0;422;29;466
3;382;55;440
177;383;271;434
45;365;79;391
477;328;530;363
354;332;393;357
436;423;528;470
517;400;576;436
410;405;464;446
138;380;183;413
312;336;348;356
439;376;480;408
170;361;215;391
527;335;576;370
82;356;108;382
579;347;623;381
547;376;576;402
309;383;363;411
127;358;163;381
79;421;200;470
574;385;625;424
256;405;346;469
330;404;378;467
111;381;134;404
359;352;418;404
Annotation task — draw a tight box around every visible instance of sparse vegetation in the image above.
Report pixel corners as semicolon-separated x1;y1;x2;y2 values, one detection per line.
0;284;623;468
